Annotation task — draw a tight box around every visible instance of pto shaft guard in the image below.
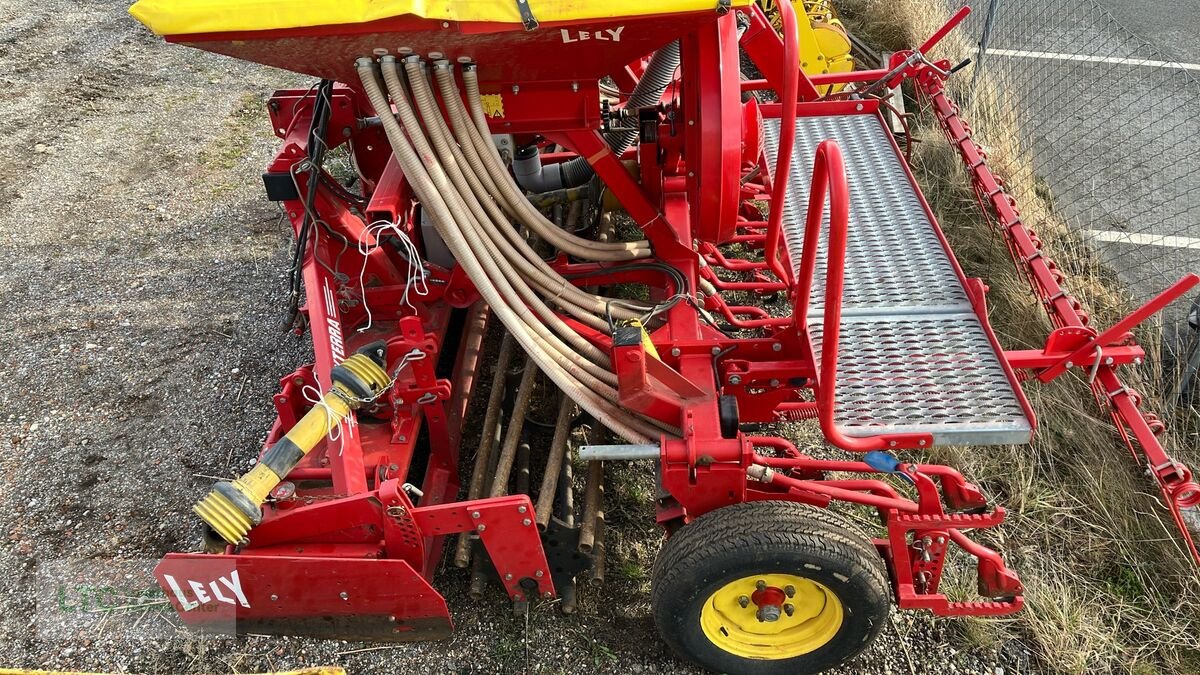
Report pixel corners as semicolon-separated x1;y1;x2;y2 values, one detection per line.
194;342;391;545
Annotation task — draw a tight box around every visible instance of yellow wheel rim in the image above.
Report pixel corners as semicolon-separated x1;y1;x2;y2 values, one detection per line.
699;573;843;660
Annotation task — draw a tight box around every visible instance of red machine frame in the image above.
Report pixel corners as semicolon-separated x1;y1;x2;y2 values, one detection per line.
154;1;1200;639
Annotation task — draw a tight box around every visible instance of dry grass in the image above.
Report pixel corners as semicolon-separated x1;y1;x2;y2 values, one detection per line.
834;0;1200;672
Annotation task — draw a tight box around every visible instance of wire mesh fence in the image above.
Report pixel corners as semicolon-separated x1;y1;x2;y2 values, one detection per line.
931;0;1200;398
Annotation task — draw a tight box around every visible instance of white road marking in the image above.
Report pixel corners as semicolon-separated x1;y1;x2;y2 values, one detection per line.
987;48;1200;73
1085;229;1200;250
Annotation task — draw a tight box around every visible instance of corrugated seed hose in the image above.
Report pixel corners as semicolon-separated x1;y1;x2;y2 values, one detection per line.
356;57;677;443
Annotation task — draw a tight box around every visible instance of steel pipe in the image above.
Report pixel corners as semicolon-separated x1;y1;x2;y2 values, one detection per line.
578;444;659;461
488;357;538;497
536;397;576;530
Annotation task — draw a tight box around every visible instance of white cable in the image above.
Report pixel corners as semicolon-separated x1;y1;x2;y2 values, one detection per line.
301;383;346;455
301;347;427;456
356;219;429;332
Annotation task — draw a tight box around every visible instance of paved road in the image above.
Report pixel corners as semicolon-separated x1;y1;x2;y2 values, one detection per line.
962;0;1200;361
1094;0;1200;63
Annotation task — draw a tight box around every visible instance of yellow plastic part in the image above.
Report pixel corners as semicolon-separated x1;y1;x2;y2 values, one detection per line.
623;319;661;360
757;0;853;93
699;573;843;660
128;0;754;37
193;487;260;546
0;662;348;667
283;389;352;450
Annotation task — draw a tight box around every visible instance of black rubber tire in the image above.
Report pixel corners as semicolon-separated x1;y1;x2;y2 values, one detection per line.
718;395;740;439
651;501;890;675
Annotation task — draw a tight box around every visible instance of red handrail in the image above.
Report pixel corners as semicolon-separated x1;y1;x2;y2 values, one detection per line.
762;0;800;285
793;139;844;327
796;139;933;451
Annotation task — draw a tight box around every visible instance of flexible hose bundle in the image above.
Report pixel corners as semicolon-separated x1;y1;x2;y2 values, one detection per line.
355;57;677;443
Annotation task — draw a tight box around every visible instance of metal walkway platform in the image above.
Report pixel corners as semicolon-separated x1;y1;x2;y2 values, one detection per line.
763;113;1033;446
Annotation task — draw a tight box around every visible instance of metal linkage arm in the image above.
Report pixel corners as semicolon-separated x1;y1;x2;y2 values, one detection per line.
1035;274;1199;383
745;437;1023;617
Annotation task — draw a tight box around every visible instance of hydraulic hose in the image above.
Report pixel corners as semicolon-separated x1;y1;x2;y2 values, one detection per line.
515;41;681;192
194;342;391;545
356;58;667;442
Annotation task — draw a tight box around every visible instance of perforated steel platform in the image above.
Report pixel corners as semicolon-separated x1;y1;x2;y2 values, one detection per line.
763;113;1032;446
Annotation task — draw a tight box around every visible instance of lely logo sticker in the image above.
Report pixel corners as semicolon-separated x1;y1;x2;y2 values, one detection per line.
561;26;625;43
162;570;250;611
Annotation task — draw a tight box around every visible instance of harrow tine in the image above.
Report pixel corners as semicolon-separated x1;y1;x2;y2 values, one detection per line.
579;460;605;554
536;398;575;530
455;332;516;568
559;577;579;615
468;550;489;601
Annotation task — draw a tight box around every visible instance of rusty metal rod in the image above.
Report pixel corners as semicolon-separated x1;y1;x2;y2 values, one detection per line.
488;357;538;497
536;397;575;530
454;332;516;568
468;549;489;600
515;430;531;496
578;459;605;553
589;519;606;585
559;577;578;615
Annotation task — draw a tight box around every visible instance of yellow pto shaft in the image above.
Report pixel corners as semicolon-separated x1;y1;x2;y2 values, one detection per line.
194;342;391;546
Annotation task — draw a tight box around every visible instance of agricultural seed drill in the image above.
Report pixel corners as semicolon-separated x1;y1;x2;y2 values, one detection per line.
129;0;1200;672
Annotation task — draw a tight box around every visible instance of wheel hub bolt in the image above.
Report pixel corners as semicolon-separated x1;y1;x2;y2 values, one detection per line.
756;604;782;622
783;603;795;617
784;585;796;597
738;595;750;608
755;580;767;591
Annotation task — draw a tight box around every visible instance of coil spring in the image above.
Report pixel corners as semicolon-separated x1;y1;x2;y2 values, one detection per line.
776;406;819;422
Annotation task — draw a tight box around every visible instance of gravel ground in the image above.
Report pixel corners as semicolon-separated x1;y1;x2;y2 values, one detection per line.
0;2;1034;673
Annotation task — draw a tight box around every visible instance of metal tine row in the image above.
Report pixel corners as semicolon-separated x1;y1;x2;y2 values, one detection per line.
456;205;612;612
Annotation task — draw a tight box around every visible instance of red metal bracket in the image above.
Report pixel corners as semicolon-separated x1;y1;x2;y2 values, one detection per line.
155;554;453;640
1034;274;1199;383
746;437;1023;617
411;494;556;602
612;329;710;422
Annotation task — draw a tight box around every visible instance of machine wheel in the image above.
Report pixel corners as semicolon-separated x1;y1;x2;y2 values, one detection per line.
651;501;890;674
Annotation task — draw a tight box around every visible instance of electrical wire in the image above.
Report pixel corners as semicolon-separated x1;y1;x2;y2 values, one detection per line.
286;79;335;327
356;219;429;331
